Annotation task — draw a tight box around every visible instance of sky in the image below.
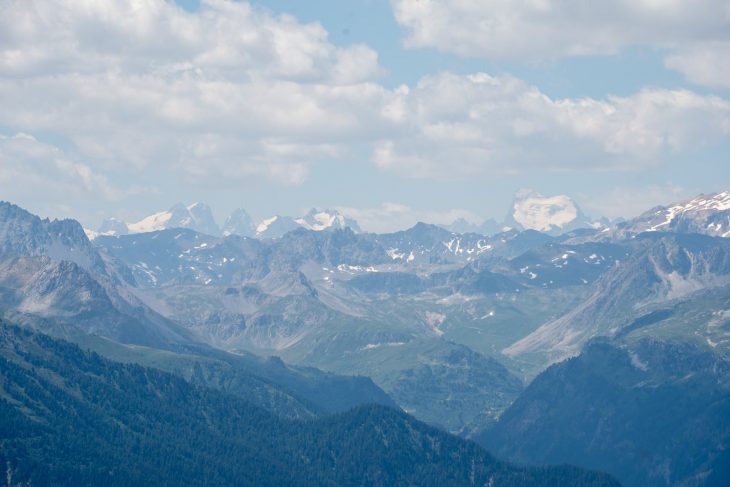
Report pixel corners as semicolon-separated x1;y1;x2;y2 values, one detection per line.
0;0;729;232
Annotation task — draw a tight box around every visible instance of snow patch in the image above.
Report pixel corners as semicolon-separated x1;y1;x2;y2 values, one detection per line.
256;216;278;235
647;191;730;232
423;311;446;336
360;342;406;351
336;264;378;274
629;351;648;371
387;248;406;260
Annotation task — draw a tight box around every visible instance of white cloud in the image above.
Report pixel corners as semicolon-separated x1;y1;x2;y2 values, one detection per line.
372;72;730;179
578;184;688;220
179;135;344;186
391;0;730;60
0;0;728;199
0;0;390;185
338;202;481;233
0;133;139;209
390;0;730;88
665;42;730;89
0;0;382;82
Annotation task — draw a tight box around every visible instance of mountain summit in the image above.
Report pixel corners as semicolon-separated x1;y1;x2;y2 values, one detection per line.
617;190;730;238
222;208;256;237
504;190;596;235
444;218;500;235
128;202;219;236
255;209;360;238
97;203;221;237
295;208;361;232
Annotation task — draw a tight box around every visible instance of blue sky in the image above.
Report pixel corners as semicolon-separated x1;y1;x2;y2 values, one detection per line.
0;0;728;231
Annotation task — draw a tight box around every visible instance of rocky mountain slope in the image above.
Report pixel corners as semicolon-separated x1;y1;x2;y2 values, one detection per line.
504;233;730;369
615;190;730;238
0;202;398;417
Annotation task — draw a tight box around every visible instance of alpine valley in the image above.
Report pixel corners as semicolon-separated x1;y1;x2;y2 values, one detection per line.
2;189;730;486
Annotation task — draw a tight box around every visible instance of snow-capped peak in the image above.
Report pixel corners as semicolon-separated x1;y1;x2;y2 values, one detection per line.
295;211;340;231
505;190;593;235
255;209;360;238
294;208;360;232
127;210;174;234
621;189;730;238
106;203;220;236
648;191;730;232
255;215;300;238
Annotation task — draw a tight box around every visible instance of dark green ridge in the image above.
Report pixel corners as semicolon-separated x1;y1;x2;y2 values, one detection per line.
0;322;619;487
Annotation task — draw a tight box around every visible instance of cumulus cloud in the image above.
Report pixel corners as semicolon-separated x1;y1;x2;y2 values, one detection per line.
0;0;382;82
0;0;728;197
338;202;481;233
390;0;730;88
665;42;730;89
0;133;139;214
0;0;390;185
372;72;730;179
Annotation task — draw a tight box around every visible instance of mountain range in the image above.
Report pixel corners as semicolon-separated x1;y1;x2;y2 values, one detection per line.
2;187;730;485
91;205;361;239
92;188;729;242
87;189;619;241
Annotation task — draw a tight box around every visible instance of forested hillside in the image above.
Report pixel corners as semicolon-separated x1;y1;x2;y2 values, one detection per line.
0;323;619;487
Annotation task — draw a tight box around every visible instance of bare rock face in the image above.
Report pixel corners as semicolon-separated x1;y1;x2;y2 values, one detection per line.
0;201;191;347
223;208;256;237
504;233;730;364
0;201;105;273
